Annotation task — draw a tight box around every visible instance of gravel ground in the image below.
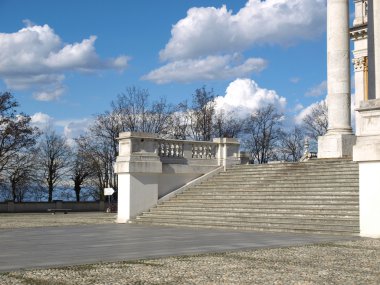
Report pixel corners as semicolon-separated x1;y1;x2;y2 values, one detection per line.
0;212;116;229
0;239;378;285
0;213;379;284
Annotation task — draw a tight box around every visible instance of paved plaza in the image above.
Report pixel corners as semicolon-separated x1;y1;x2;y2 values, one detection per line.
0;214;359;273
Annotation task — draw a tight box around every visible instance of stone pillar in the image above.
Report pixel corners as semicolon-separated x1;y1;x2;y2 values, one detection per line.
318;0;356;158
115;132;162;223
352;1;380;238
213;138;240;170
373;0;380;99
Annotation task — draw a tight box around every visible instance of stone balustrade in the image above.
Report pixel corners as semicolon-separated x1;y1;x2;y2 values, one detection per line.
157;138;217;160
115;132;241;223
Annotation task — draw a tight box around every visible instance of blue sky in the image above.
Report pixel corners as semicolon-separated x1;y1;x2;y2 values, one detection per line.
0;0;345;138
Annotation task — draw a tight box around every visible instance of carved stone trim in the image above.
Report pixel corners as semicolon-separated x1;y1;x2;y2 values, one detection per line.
350;26;368;40
353;57;367;72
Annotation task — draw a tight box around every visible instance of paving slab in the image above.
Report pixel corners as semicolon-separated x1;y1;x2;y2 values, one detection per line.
0;223;358;272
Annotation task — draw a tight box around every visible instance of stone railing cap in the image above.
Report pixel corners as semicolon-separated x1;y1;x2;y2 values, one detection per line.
118;132;159;140
212;138;240;144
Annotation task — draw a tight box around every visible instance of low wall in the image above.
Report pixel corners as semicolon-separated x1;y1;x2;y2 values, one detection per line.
0;201;106;213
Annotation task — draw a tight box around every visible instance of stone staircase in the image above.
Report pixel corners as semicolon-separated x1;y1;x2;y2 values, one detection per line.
132;159;359;235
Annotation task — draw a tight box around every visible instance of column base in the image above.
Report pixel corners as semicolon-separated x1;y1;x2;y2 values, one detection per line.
318;133;356;159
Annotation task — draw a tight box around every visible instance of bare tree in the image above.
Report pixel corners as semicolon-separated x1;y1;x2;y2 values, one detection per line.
0;92;39;174
168;102;189;140
75;131;115;201
2;151;38;202
112;86;149;132
244;105;283;164
213;110;243;138
189;86;215;141
302;100;328;142
37;129;71;202
278;127;305;162
70;147;91;202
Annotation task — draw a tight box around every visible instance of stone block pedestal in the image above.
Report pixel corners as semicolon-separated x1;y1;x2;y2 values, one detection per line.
318;133;356;159
353;99;380;238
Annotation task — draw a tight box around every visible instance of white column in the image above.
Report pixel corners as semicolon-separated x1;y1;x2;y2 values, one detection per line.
318;0;355;158
373;0;380;99
327;0;352;134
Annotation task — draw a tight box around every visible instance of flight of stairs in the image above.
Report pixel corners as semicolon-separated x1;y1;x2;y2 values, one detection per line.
132;159;359;235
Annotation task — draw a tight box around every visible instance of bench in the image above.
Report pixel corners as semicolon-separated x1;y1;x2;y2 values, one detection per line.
47;209;72;214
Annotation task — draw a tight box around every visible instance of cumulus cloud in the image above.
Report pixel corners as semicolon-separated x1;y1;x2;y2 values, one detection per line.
143;55;267;84
160;0;326;61
56;118;92;143
294;100;325;125
31;112;92;144
305;80;327;97
31;112;54;129
214;78;287;117
144;0;325;84
0;23;129;101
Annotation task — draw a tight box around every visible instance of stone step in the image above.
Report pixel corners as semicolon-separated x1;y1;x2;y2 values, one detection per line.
222;166;358;172
148;208;359;218
205;177;358;183
178;194;359;200
191;186;359;191
232;160;357;168
133;159;359;235
229;164;358;170
158;203;358;210
133;219;359;235
137;213;358;225
195;182;358;188
163;200;358;206
214;175;359;181
139;211;358;221
183;190;358;195
150;204;359;213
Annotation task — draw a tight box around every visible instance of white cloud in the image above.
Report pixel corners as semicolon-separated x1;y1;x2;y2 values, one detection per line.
294;103;304;112
160;0;326;61
145;0;325;84
294;100;324;125
143;55;267;84
57;118;92;141
305;80;327;97
33;86;65;101
290;77;301;84
215;78;287;117
31;112;92;145
0;23;129;101
31;112;54;129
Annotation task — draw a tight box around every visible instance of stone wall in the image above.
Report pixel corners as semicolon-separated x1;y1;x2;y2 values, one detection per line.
0;201;106;213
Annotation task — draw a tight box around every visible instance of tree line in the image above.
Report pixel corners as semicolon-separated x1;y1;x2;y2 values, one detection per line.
0;88;327;202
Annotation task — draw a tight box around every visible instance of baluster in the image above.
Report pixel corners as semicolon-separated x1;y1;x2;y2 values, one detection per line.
175;143;179;157
165;142;169;157
192;144;197;158
179;144;183;157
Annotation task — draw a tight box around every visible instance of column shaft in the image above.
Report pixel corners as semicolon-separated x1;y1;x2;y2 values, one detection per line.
327;0;352;134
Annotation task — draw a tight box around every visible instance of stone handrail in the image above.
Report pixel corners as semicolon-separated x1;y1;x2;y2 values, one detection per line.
156;138;217;160
116;132;239;168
